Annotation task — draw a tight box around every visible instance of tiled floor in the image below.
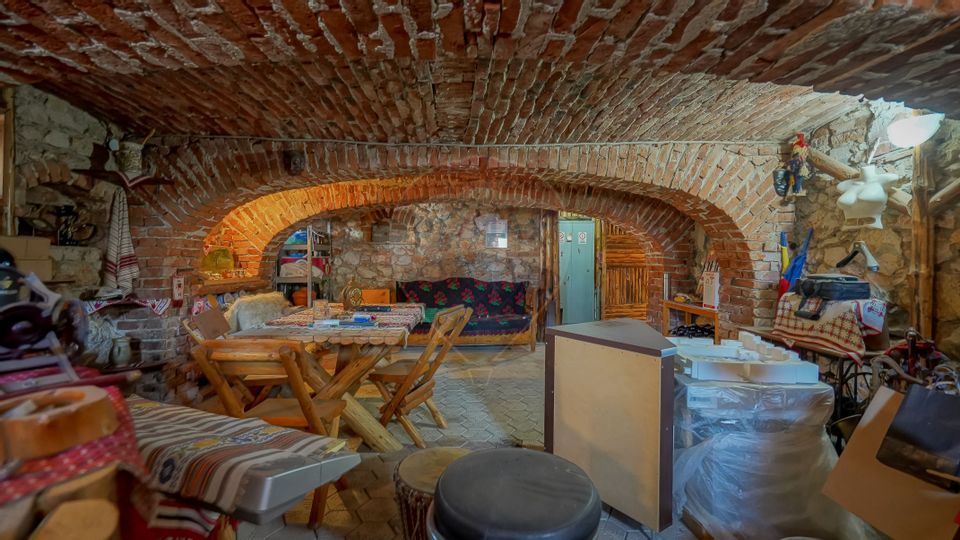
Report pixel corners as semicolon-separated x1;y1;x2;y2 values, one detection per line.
241;344;693;540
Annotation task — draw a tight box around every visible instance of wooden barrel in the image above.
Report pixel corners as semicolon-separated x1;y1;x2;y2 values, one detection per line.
394;447;469;540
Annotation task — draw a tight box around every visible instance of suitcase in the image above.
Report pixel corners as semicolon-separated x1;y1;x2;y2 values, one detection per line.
793;273;871;319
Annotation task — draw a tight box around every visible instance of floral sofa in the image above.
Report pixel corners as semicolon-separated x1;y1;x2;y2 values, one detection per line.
396;277;538;350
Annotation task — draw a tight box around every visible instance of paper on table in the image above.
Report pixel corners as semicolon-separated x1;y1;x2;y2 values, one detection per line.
823;386;960;540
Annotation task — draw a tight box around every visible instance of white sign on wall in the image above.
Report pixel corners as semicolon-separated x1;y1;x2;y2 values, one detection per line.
485;218;508;248
702;271;720;310
577;231;587;244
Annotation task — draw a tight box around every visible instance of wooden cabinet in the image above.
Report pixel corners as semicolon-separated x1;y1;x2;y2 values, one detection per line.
545;319;676;531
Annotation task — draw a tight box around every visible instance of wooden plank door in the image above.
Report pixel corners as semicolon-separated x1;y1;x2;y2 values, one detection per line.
600;223;648;320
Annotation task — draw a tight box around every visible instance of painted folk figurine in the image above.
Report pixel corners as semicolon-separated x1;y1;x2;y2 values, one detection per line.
786;133;810;196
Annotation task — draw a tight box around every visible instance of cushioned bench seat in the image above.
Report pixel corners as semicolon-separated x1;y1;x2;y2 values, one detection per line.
398;277;537;350
410;313;533;336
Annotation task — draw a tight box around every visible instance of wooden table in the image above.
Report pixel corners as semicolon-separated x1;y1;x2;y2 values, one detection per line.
231;304;424;452
661;300;720;344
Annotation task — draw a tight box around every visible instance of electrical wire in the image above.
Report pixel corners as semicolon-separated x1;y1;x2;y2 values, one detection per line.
164;133;784;148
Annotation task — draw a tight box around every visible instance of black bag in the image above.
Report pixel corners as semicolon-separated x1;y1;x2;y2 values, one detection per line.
793;273;871;320
877;385;960;492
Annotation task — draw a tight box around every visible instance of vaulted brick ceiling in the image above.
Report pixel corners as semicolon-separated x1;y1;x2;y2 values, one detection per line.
1;0;958;143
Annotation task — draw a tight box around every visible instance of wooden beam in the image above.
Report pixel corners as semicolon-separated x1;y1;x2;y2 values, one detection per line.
808;147;858;180
887;196;911;217
808;146;910;216
930;177;960;216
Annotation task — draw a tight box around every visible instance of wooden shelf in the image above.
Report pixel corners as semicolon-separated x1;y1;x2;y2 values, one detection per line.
195;278;270;295
280;244;330;251
275;276;327;284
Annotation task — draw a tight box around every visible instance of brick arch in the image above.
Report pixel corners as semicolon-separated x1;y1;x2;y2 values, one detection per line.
203;176;764;333
211;177;694;276
125;139;786;359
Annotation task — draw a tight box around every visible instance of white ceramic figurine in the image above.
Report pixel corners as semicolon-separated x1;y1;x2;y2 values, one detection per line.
836;165;900;230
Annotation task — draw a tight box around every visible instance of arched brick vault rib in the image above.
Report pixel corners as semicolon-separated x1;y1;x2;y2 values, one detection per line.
198;175;773;333
137;138;786;245
126;139;786;352
209;179;691;277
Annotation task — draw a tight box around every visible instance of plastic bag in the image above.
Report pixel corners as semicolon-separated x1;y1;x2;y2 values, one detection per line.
674;376;867;539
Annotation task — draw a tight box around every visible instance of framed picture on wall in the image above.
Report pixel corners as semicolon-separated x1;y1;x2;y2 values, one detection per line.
485;218;508;248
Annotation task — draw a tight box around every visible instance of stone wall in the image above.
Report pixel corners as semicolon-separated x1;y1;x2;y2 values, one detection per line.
330;203;542;293
11;87;172;379
802;102;960;358
15;85;120;259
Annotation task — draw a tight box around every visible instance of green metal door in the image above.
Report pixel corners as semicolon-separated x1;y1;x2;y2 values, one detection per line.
559;220;597;324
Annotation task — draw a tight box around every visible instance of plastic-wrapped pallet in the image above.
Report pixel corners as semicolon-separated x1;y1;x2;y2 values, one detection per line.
674;375;867;539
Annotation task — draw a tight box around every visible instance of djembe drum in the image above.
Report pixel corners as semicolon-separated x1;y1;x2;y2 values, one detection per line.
394;447;470;540
426;448;602;540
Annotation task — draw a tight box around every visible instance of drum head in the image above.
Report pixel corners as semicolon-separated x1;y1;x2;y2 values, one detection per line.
398;447;471;494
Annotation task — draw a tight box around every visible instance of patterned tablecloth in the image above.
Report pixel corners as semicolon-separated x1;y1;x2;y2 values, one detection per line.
0;378;150;507
234;303;425;346
266;303;424;328
772;292;886;363
127;396;344;514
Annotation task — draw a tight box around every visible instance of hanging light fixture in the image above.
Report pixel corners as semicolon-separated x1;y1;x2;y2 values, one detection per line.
886;113;945;148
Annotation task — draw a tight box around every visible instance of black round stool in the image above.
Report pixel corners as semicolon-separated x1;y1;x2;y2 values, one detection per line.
427;448;602;540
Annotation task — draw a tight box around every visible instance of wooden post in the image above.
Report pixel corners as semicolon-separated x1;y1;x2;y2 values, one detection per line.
1;88;14;236
911;141;935;339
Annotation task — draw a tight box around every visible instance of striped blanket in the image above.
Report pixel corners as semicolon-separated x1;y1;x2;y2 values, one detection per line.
103;189;140;294
126;396;344;514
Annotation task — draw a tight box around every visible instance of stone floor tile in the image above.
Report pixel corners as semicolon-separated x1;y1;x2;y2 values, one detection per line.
327;488;370;511
343;469;379;489
356;497;399;522
317;509;363;536
365;478;398;500
344;522;397;540
275;524;319;540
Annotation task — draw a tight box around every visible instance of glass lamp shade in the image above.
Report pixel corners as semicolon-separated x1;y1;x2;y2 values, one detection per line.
886;113;945;148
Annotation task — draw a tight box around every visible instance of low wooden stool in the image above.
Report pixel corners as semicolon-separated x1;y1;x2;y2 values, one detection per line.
394;447;470;540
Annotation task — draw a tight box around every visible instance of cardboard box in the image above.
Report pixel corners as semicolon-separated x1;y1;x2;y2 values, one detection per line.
0;235;51;260
17;258;53;281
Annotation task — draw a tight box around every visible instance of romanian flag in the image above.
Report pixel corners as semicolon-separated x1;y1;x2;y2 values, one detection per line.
779;229;813;298
779;231;790;276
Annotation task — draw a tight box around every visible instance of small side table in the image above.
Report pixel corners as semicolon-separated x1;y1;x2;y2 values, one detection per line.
661;300;720;344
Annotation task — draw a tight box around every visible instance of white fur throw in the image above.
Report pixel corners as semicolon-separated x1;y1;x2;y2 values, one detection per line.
224;292;291;331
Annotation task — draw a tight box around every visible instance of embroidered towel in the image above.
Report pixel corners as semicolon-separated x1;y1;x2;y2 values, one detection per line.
103;188;140;295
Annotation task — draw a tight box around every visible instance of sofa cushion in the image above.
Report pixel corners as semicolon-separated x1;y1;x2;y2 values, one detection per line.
411;314;531;337
397;277;528;316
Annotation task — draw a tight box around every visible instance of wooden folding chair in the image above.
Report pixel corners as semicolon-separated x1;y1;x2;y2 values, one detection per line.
367;305;472;448
191;339;347;528
181;310;274;407
182;309;230;344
